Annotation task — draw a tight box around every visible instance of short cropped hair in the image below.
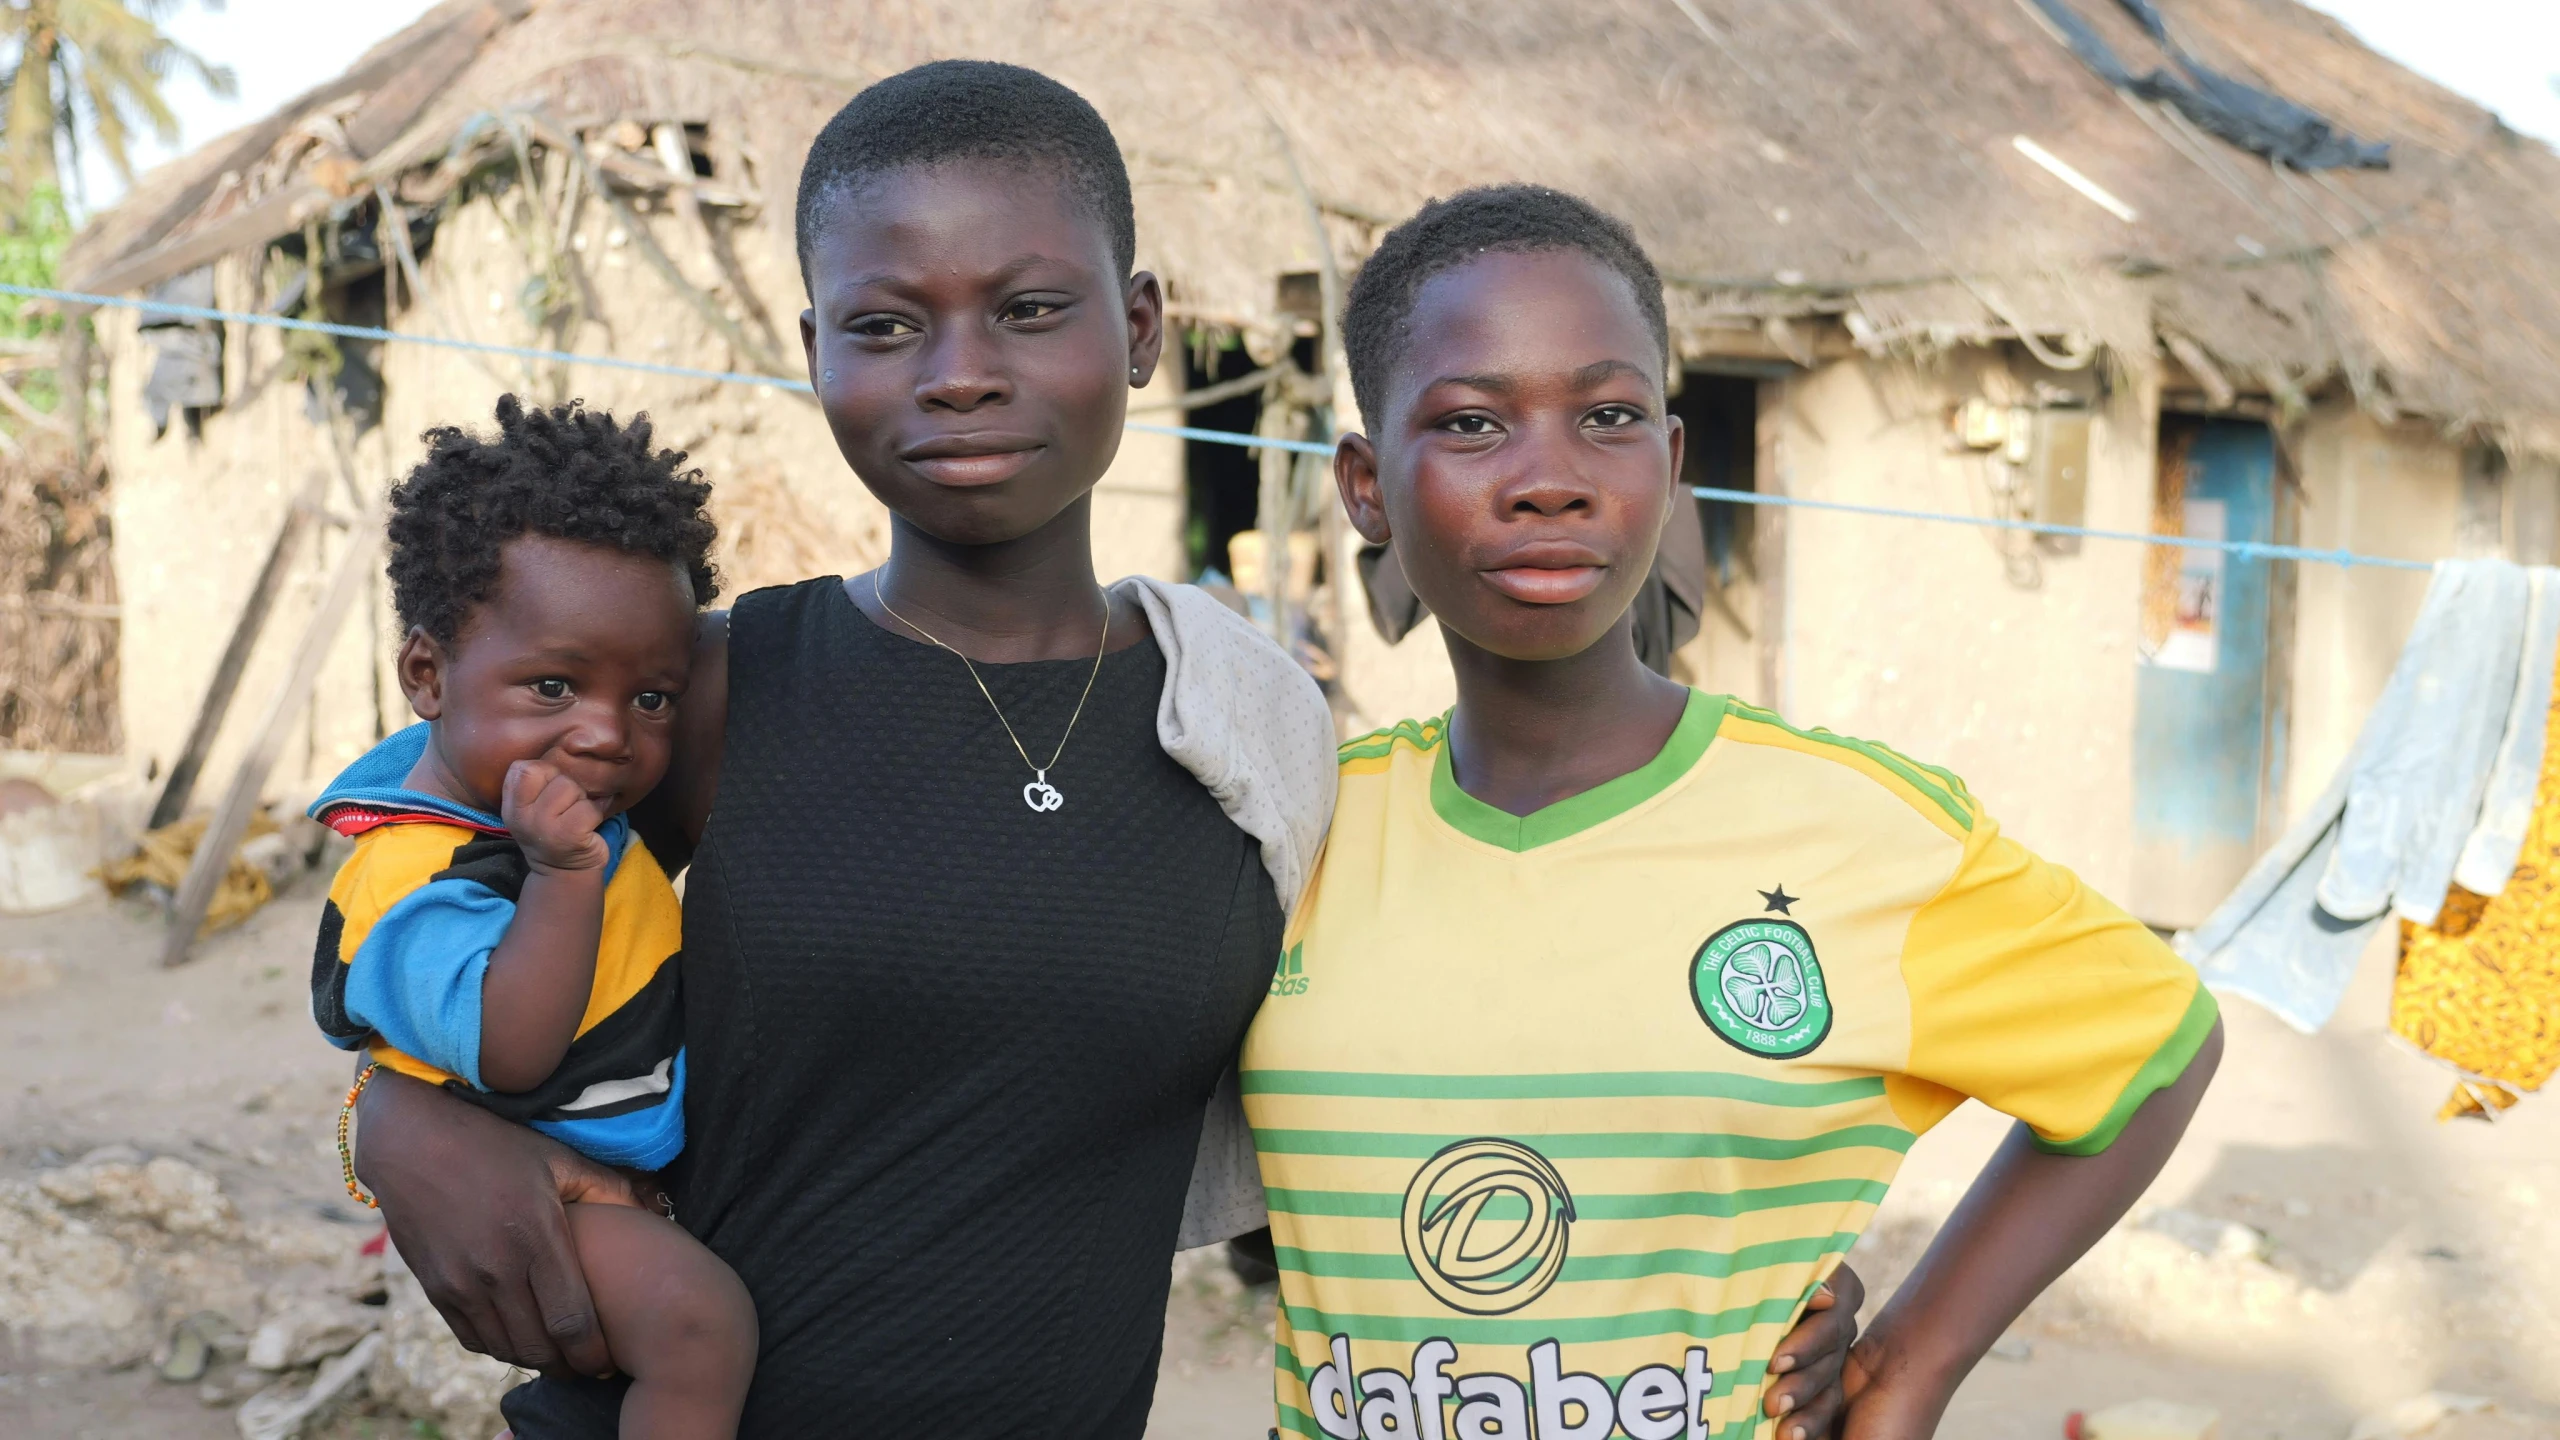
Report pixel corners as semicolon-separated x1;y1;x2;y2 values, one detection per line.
1343;184;1671;425
387;395;719;643
794;60;1136;284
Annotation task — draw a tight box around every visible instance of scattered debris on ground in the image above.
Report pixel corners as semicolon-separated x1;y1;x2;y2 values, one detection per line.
0;1137;517;1439
2352;1393;2500;1440
6;875;2560;1440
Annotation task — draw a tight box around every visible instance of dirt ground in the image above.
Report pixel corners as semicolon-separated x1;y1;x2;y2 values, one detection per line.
3;877;2557;1440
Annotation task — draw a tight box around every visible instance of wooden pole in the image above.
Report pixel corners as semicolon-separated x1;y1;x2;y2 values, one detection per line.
161;514;380;965
1255;391;1296;646
148;471;327;830
1754;379;1789;713
60;310;90;467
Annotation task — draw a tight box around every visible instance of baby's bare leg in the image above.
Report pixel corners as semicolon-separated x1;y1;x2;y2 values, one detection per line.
566;1202;756;1440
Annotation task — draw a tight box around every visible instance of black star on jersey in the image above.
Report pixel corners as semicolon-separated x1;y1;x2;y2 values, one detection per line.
1759;885;1798;915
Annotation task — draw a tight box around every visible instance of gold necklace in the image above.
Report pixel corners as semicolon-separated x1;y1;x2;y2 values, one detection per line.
872;571;1110;814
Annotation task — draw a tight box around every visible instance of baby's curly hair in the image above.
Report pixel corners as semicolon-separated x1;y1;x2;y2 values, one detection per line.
386;395;720;643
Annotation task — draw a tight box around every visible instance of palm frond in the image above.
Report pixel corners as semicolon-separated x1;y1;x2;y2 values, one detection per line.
32;0;231;186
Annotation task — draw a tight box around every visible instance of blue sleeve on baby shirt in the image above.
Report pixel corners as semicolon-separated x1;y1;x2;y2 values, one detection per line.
343;877;514;1091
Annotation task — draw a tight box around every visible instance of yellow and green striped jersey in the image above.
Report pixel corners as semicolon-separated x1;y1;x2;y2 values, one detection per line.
1242;690;2215;1440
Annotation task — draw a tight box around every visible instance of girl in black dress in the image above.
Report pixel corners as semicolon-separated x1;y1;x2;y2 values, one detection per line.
349;62;1862;1439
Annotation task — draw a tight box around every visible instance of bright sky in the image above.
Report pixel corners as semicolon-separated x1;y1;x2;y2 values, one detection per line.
68;0;2560;216
2307;0;2560;145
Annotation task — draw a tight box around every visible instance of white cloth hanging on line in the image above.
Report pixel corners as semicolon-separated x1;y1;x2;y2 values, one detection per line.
2182;560;2558;1031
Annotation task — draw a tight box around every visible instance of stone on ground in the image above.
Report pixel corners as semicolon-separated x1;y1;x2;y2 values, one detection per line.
2082;1398;2224;1440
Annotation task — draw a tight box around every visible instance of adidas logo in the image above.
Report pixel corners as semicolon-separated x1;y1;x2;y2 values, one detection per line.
1269;942;1310;998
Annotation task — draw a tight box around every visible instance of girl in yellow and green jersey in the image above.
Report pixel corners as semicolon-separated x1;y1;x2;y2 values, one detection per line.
1242;185;2221;1440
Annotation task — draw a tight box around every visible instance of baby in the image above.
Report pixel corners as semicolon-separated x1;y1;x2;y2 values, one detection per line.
310;396;753;1437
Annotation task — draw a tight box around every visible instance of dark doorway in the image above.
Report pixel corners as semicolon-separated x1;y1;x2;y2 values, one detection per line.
1182;340;1265;581
1672;372;1759;592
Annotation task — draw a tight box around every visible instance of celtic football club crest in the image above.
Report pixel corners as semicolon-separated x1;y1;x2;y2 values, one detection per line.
1691;918;1833;1058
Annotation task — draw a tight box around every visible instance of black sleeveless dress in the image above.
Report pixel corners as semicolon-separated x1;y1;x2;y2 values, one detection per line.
503;577;1281;1438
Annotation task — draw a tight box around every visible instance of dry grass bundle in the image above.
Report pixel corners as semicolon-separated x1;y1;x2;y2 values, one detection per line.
0;444;119;754
712;461;879;596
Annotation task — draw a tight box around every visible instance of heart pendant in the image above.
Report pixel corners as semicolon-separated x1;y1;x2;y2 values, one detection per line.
1022;776;1064;813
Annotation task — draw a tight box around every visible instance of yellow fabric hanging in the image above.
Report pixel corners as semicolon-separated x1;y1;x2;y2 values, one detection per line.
2392;651;2560;1120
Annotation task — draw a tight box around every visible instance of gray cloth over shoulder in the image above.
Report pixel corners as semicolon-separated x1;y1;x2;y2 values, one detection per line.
1116;576;1338;1248
2182;560;2558;1031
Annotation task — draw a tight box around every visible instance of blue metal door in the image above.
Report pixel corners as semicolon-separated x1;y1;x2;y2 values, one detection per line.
2132;420;2280;928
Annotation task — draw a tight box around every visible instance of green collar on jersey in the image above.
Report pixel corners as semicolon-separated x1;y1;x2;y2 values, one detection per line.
1429;689;1727;852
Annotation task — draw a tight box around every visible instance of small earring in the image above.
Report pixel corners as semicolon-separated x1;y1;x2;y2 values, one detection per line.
1130;366;1141;381
822;369;836;382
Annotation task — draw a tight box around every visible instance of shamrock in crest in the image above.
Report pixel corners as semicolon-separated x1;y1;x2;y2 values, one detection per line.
1722;938;1809;1030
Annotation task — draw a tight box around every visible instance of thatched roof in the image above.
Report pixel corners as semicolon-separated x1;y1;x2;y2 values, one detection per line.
63;0;2560;450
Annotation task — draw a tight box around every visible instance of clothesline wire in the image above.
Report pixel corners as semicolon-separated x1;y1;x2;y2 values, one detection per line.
4;279;2436;572
5;280;820;392
1686;486;2434;571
